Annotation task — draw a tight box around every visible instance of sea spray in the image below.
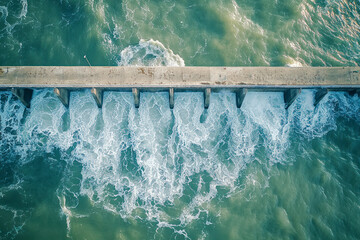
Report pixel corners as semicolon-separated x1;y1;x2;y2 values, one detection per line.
1;86;360;239
117;39;185;66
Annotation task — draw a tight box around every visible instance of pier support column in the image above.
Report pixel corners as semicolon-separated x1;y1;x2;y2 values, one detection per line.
204;88;211;109
284;89;301;109
169;88;174;109
11;88;33;108
54;88;70;108
314;89;328;106
91;88;104;108
349;89;360;96
132;88;140;108
235;88;247;108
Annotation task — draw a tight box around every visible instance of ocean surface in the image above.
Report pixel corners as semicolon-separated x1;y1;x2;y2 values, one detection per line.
1;0;360;239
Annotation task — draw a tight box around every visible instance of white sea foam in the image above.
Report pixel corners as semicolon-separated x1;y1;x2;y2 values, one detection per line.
117;39;185;66
0;180;28;239
288;90;336;138
241;92;290;164
0;0;27;37
0;6;11;35
19;0;28;19
284;56;303;67
1;84;360;239
1;88;360;231
58;195;72;237
2;86;360;239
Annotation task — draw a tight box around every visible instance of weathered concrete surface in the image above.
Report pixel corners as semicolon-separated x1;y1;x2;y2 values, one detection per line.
0;66;359;89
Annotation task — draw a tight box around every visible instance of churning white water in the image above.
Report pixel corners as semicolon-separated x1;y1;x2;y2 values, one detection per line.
1;89;359;230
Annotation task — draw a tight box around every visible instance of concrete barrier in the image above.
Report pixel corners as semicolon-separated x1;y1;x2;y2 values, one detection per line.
169;88;174;109
284;89;301;109
54;88;70;108
204;88;211;109
235;88;247;108
132;88;140;108
91;88;103;108
314;89;329;106
11;88;33;108
1;66;359;109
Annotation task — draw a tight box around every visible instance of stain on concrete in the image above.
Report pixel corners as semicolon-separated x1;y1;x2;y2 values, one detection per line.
138;67;154;77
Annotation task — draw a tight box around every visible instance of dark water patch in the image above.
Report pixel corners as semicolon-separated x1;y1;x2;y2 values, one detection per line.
237;0;302;29
16;201;67;240
190;4;226;37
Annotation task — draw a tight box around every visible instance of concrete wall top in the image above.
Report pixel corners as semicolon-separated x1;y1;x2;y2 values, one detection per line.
0;66;359;89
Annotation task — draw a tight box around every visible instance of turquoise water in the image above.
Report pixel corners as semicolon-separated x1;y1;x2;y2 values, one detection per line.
1;0;360;239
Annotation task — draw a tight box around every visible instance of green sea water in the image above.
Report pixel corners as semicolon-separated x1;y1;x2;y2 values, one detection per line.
1;0;360;239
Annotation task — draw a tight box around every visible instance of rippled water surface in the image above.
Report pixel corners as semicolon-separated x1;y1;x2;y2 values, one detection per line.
1;0;360;239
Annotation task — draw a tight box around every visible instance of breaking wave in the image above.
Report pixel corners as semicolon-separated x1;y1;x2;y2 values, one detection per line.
116;39;185;66
1;87;359;238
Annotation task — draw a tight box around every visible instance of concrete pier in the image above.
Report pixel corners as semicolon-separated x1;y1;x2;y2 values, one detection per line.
132;88;140;108
91;88;103;108
236;88;247;108
284;89;301;109
1;67;359;88
314;89;328;106
169;88;174;109
54;88;70;108
11;88;33;108
204;88;211;109
1;66;359;109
